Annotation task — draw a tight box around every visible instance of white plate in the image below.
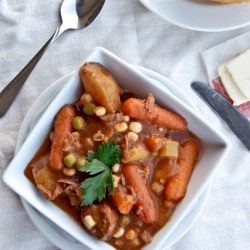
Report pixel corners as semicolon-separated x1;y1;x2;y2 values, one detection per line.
15;66;211;250
139;0;250;32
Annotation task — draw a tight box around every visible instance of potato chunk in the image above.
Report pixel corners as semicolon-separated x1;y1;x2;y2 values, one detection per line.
80;62;122;113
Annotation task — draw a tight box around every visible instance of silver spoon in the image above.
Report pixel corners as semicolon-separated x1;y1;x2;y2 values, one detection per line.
0;0;105;117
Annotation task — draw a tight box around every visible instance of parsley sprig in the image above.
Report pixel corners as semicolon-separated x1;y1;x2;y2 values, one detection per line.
79;141;122;206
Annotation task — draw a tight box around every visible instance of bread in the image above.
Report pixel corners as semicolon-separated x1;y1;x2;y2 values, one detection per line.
211;0;250;3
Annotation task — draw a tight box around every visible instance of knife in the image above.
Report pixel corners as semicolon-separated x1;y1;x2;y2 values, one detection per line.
191;81;250;151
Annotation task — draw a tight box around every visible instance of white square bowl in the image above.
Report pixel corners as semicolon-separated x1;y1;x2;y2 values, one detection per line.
3;47;231;250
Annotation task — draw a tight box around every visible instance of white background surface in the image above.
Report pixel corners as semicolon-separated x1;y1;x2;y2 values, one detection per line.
1;1;250;250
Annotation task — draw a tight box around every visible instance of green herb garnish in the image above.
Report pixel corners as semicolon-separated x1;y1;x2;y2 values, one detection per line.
79;141;122;206
87;140;122;166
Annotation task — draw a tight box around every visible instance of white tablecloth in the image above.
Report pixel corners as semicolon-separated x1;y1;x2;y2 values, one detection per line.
1;1;250;250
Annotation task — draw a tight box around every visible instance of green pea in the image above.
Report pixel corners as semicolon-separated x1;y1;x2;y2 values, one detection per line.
75;157;87;170
63;153;77;168
72;116;85;130
118;215;130;226
83;103;96;115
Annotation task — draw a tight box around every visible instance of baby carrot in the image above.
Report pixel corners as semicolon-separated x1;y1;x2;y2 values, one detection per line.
122;98;187;131
122;163;158;224
164;140;198;201
49;105;77;171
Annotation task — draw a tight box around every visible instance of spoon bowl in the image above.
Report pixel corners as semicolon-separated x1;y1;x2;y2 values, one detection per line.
0;0;105;117
61;0;105;30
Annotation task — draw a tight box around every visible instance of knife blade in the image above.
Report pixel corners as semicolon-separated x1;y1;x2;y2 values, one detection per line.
191;81;250;151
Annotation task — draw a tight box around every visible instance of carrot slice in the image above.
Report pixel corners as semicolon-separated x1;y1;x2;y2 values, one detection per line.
49;105;77;171
164;140;198;201
112;189;135;214
122;98;187;131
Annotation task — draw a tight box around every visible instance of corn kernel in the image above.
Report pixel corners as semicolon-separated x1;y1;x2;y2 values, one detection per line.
113;227;125;238
122;115;130;122
112;163;121;173
127;132;138;142
63;168;76;176
151;182;164;195
93;106;106;116
114;122;128;133
129;122;142;133
80;93;93;104
125;229;136;240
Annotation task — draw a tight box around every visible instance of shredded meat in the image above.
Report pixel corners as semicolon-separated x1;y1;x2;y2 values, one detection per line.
141;163;151;181
57;179;80;192
92;130;105;141
145;93;155;112
136;168;149;184
122;135;130;160
62;132;83;156
100;113;123;125
68;188;82;207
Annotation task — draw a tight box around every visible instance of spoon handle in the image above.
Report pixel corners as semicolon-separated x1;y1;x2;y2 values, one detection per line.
0;27;64;117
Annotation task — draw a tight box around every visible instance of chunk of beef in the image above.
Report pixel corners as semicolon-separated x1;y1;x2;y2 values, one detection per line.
81;203;118;241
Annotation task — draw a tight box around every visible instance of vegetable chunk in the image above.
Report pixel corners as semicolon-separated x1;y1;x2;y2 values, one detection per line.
80;62;122;113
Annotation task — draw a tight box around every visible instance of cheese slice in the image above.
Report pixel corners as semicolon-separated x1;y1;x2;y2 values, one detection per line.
226;49;250;100
218;60;248;106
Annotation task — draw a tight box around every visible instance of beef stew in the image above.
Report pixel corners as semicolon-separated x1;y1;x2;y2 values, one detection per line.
25;62;200;250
